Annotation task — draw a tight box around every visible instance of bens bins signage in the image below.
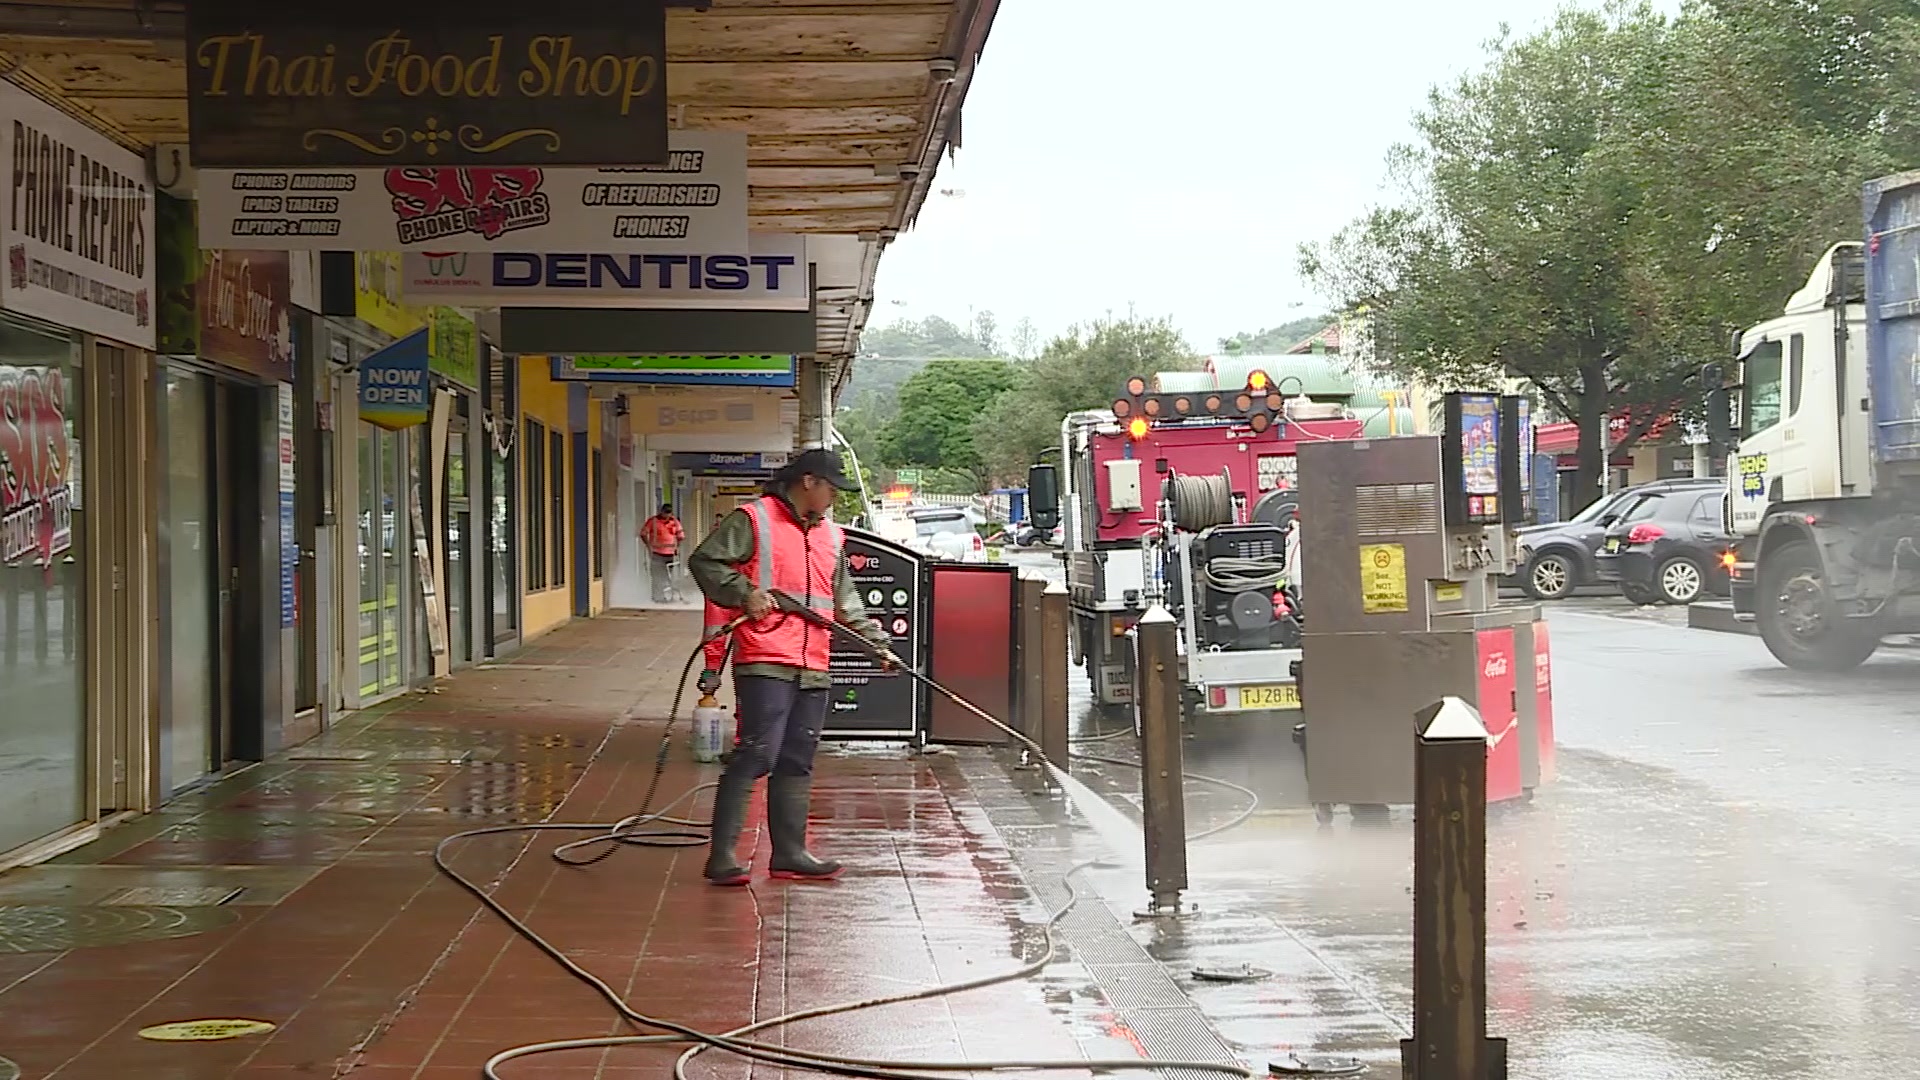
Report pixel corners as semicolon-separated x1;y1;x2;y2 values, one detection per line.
183;0;668;167
0;80;155;349
195;131;745;253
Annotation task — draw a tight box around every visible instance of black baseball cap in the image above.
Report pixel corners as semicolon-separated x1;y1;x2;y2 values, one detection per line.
780;448;859;491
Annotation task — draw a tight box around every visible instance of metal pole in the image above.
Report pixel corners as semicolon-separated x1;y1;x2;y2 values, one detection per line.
1039;579;1070;770
1402;697;1508;1080
1134;605;1190;917
1017;571;1046;752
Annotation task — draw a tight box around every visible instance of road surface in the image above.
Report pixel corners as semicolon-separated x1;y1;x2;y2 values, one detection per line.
1000;548;1920;1078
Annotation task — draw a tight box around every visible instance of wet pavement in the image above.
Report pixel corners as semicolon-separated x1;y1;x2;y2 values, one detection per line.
1017;561;1920;1080
0;610;1255;1080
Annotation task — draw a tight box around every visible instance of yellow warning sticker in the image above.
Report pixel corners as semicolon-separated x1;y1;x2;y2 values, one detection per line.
138;1019;277;1042
1359;543;1410;614
1434;582;1465;603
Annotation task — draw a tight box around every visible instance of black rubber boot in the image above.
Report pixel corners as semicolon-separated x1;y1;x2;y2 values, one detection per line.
704;771;754;886
767;775;842;881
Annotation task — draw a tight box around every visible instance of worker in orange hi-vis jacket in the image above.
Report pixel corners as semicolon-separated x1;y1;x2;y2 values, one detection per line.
698;598;743;759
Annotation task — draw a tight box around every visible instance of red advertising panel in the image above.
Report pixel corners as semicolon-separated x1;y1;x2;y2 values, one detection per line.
926;563;1016;745
0;365;74;569
1475;626;1524;803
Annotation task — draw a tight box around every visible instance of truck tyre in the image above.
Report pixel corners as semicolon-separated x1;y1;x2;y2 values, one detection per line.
1655;555;1706;605
1756;540;1880;672
1523;551;1575;601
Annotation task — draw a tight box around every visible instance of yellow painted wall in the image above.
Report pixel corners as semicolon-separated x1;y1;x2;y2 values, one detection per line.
520;357;574;639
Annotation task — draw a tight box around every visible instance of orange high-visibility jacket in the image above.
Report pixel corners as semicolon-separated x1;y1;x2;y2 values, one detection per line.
730;494;842;672
640;514;684;557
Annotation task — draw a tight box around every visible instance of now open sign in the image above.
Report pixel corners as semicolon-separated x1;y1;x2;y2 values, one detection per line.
359;328;431;430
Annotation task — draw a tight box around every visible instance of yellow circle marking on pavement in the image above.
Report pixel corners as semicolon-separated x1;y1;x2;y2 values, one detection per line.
137;1019;277;1042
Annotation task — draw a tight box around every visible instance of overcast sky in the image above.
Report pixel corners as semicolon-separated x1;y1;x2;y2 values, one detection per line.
869;0;1633;353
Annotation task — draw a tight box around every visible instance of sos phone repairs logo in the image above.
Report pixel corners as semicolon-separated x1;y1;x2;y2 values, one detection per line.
385;167;552;245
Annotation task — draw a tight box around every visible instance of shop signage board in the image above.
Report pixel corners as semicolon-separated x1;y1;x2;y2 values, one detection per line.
548;353;796;387
401;231;805;309
668;452;778;474
195;131;745;253
623;386;783;437
358;329;431;429
0;363;75;568
277;384;297;628
199;250;294;382
156;194;200;355
354;252;430;338
0;80;155;350
183;0;668;167
429;307;479;387
823;529;925;740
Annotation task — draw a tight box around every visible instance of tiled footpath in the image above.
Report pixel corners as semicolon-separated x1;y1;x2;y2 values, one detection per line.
0;610;1244;1080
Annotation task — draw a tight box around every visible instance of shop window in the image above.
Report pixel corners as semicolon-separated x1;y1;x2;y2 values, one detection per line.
524;419;548;590
590;448;605;578
549;429;567;587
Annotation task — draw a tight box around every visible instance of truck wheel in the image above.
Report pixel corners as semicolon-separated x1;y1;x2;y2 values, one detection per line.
1523;551;1575;600
1656;556;1705;605
1756;540;1879;672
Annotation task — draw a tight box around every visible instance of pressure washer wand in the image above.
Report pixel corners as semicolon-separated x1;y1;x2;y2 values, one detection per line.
766;589;1053;765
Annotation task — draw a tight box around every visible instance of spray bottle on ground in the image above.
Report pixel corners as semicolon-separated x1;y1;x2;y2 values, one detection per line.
691;693;728;763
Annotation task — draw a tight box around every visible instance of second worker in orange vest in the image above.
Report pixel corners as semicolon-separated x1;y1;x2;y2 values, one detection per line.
686;449;892;885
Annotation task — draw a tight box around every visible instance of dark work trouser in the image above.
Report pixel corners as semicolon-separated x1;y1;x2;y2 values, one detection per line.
705;672;831;876
649;552;674;602
726;674;827;780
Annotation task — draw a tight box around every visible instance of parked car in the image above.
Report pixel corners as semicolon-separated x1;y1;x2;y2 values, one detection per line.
1515;478;1723;600
906;506;987;563
1593;485;1736;605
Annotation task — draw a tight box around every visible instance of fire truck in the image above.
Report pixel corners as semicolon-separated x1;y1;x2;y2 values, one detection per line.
1036;368;1368;722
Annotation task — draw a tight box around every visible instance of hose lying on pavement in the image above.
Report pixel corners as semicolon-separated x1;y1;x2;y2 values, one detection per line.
432;598;1260;1080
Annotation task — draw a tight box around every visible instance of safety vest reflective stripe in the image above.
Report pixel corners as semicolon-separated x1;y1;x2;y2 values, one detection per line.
702;599;735;670
733;495;843;671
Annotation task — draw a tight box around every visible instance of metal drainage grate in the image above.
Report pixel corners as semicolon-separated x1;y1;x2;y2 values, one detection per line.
101;887;244;907
0;906;239;953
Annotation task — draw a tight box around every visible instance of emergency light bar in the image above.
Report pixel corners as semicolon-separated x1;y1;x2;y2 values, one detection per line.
1113;370;1287;436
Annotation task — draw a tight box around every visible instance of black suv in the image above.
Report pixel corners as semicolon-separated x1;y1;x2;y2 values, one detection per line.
1594;485;1736;605
1514;478;1724;600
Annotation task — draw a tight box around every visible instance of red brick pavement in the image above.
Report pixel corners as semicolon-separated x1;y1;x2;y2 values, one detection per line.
0;611;1111;1080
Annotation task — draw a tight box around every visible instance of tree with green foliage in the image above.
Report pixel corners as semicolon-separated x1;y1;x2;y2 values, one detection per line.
973;316;1200;483
876;360;1019;489
1218;315;1329;355
1302;0;1920;506
860;315;997;359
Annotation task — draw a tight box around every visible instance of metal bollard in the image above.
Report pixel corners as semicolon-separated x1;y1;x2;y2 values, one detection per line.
1402;697;1508;1080
1017;572;1047;754
1039;579;1071;771
1134;605;1191;918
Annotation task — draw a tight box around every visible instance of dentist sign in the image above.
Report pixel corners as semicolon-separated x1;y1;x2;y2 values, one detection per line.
400;232;807;310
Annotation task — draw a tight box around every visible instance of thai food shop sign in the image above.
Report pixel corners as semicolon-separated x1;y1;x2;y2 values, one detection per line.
183;0;669;167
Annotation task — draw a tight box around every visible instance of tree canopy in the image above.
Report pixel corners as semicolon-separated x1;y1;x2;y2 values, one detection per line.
1300;0;1920;503
1218;316;1329;355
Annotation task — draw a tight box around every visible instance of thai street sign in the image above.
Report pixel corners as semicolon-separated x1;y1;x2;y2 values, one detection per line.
196;132;745;252
198;250;294;382
183;0;668;167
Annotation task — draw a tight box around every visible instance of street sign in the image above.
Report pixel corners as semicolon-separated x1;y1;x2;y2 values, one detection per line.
896;468;923;486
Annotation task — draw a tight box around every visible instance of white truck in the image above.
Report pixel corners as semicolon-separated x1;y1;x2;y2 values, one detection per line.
1714;170;1920;670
